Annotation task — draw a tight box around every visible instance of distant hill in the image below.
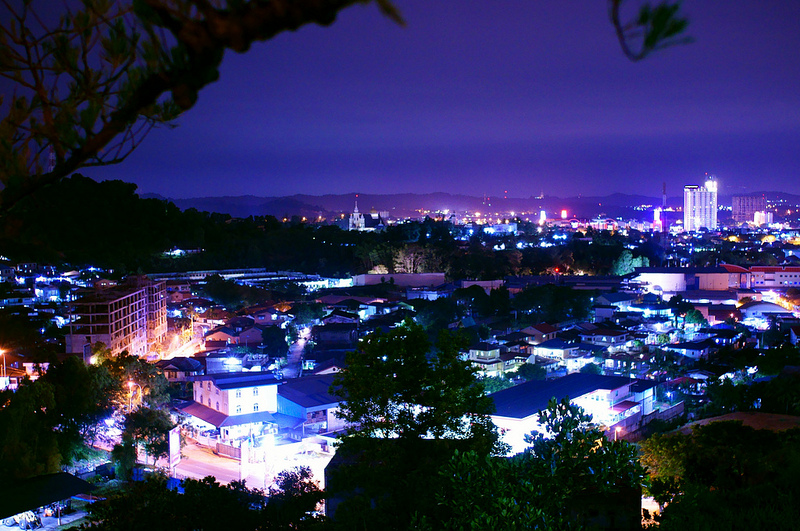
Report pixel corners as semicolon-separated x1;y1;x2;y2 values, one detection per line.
141;191;800;220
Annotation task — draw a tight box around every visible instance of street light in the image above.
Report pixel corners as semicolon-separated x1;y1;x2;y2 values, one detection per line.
0;348;5;379
615;426;622;442
127;381;141;412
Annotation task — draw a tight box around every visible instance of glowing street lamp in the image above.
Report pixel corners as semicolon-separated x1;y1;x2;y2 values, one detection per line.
615;426;622;442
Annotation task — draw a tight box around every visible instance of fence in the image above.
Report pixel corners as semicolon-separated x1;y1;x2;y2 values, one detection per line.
215;442;241;460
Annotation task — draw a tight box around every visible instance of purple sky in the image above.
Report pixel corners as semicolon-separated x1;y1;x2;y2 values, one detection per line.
85;0;800;200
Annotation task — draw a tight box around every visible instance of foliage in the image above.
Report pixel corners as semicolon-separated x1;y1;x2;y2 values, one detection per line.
329;321;506;529
684;308;707;326
667;294;694;327
0;379;61;480
511;362;547;381
640;421;800;529
81;469;323;530
409;297;461;335
40;356;118;462
124;406;175;465
611;249;649;276
111;433;137;482
580;362;603;375
199;274;271;310
261;467;325;531
333;320;503;454
479;376;514;394
261;326;288;358
415;398;645;530
292;303;326;326
512;284;592;323
98;350;171;409
525;398;644;492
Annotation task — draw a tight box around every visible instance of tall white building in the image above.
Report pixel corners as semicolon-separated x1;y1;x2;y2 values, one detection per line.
683;176;718;232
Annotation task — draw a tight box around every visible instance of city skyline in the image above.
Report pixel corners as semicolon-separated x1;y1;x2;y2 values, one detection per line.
81;1;800;199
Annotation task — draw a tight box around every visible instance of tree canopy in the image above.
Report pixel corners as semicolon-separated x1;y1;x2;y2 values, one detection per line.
333;320;503;454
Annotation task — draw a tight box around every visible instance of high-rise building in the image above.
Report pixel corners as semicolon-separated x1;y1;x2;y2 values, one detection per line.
66;276;166;359
683;176;718;232
732;195;766;223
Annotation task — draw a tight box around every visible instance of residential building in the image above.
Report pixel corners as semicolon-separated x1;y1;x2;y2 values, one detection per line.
66;285;147;358
683;176;718;232
275;375;346;439
490;374;644;454
731;195;766;223
184;372;281;441
65;276;167;359
466;342;503;377
521;323;558;345
155;357;204;382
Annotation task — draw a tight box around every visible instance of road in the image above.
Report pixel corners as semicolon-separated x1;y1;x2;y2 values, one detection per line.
173;441;240;484
282;336;306;379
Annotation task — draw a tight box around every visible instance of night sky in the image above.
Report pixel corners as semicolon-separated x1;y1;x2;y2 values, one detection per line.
84;0;800;200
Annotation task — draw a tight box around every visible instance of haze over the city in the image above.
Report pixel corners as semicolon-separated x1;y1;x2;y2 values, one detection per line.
84;1;800;200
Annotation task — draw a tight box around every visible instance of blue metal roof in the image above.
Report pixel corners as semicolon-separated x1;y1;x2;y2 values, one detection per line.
491;373;636;420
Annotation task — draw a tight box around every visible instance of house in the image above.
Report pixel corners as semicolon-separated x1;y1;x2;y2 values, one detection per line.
275;374;347;439
490;373;643;454
311;323;358;348
738;301;792;321
629;380;657;416
663;338;717;360
521;323;559;345
466;342;503;377
247;305;292;326
203;322;268;347
303;349;349;374
578;329;630;350
156;357;203;382
406;283;456;301
204;326;237;344
322;310;359;325
595;292;637;308
529;338;579;363
182;372;282;442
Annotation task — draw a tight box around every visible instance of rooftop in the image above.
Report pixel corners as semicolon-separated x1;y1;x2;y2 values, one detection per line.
491;373;636;420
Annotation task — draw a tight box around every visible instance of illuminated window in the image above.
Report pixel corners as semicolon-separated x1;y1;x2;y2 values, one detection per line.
253;388;258;396
235;390;241;398
236;405;242;414
253;404;259;412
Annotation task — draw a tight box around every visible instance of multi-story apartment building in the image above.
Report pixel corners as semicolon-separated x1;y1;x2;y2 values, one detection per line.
129;275;168;351
66;276;166;358
731;195;766;223
683;176;718;232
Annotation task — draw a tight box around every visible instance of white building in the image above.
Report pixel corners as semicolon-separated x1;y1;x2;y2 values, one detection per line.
186;372;281;441
683;176;718;232
490;374;650;455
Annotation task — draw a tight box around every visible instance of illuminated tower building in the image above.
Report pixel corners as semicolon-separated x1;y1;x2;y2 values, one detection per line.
348;199;365;231
683;176;718;232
